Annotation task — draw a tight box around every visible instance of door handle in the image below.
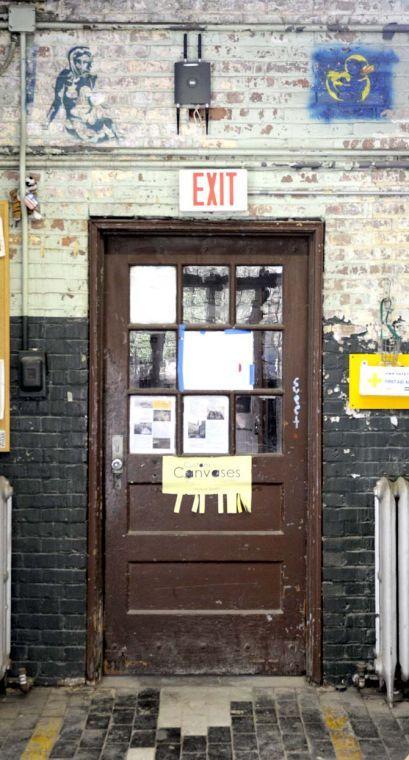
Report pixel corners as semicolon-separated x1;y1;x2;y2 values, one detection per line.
111;435;124;478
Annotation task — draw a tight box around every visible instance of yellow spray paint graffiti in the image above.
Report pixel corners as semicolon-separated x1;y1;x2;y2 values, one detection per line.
325;54;374;103
162;456;252;515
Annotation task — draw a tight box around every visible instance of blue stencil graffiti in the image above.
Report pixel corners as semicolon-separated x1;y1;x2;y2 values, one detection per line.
309;46;399;121
48;46;119;142
26;43;37;111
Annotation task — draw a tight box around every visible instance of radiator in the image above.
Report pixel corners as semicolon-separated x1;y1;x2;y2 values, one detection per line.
0;477;12;682
374;476;409;705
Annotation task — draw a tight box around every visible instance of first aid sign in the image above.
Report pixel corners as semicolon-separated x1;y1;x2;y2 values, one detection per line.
179;169;248;212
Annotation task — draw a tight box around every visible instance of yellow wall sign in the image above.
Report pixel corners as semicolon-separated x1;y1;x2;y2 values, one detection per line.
349;354;409;410
162;456;252;514
0;201;9;452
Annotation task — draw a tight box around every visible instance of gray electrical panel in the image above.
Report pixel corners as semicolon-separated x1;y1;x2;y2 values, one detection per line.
8;4;36;33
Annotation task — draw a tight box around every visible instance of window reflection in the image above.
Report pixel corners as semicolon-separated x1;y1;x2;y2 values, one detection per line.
236;266;282;324
129;331;176;388
183;266;229;324
254;332;282;388
236;396;281;453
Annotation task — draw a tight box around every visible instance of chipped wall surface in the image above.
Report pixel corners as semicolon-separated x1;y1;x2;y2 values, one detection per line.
2;166;409;342
18;0;409;24
0;29;408;149
0;0;409;684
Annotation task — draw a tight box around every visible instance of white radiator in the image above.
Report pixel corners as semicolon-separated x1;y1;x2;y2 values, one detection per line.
0;476;12;682
374;476;409;705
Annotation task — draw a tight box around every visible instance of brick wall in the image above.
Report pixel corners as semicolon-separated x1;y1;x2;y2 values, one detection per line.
21;0;409;25
0;0;409;683
323;328;409;682
1;27;408;150
0;318;88;683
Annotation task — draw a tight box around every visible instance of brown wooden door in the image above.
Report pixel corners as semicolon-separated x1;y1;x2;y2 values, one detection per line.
103;229;310;675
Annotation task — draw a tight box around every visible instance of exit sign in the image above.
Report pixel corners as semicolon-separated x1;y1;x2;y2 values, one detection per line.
179;169;248;212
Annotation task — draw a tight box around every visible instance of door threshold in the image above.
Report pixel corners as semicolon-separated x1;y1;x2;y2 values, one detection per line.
101;675;310;689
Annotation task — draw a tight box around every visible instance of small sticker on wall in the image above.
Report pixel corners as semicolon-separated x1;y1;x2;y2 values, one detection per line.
0;430;5;449
162;455;252;515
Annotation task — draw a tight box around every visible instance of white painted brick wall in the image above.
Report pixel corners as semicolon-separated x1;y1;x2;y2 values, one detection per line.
2;165;408;344
0;3;408;341
39;0;409;24
0;29;408;149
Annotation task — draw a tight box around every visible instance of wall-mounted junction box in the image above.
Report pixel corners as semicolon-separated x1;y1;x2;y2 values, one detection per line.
8;4;36;33
18;350;47;398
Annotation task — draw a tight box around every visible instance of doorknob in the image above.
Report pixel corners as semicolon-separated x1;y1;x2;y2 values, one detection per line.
111;435;124;476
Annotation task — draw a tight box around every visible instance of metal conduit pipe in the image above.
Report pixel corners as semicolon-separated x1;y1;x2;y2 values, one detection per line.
0;158;409;175
1;150;409;170
247;189;409;196
0;21;408;33
19;32;29;351
13;148;409;156
1;148;409;163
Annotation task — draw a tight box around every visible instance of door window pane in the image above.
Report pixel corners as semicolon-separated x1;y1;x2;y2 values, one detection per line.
183;266;229;324
130;266;176;323
183;395;229;454
236;266;282;324
129;395;176;454
254;332;282;388
129;331;176;388
236;396;282;453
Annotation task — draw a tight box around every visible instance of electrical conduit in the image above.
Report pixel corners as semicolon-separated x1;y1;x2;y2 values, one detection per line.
19;32;28;350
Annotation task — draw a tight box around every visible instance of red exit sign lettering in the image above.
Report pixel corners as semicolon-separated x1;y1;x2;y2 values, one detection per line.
179;169;248;212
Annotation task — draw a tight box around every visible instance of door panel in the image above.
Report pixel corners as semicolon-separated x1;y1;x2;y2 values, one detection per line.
128;483;283;532
103;233;309;675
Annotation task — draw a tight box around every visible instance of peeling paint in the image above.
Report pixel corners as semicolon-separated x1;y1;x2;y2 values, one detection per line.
324;321;367;344
345;403;371;419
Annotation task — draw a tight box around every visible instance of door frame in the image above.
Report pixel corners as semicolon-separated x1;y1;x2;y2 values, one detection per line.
87;218;324;683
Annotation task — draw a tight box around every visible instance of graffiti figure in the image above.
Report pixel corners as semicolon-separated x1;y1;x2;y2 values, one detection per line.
309;46;398;122
325;53;374;103
48;46;118;142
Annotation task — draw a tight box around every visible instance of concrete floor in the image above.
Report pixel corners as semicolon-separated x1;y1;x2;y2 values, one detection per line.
1;677;409;759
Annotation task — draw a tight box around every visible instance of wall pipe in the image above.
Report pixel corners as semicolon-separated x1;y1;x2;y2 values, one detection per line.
10;148;409;157
0;21;408;33
247;189;409;196
1;157;409;173
19;32;28;351
1;148;409;170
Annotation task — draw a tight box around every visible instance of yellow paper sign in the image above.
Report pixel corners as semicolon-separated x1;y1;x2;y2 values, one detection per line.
162;456;252;515
0;201;10;452
349;354;409;409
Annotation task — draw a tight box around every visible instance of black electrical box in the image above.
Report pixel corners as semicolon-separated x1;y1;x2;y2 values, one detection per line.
18;350;47;397
174;60;211;106
174;33;211;134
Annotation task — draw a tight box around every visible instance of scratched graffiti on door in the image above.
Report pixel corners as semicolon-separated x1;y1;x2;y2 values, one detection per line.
48;46;119;142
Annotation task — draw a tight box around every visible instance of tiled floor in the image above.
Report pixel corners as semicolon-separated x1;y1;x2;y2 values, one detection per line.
1;676;409;759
